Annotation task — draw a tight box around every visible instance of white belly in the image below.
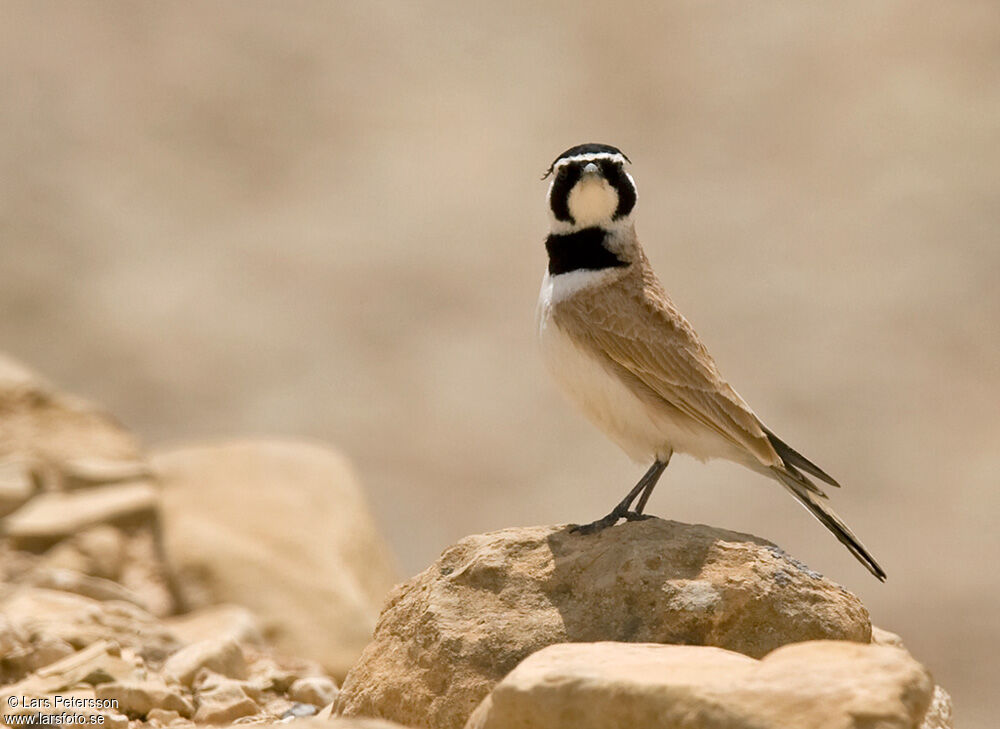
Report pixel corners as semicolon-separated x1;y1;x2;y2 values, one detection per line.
537;272;735;465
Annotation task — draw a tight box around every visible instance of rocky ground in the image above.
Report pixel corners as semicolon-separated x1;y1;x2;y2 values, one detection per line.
0;352;953;729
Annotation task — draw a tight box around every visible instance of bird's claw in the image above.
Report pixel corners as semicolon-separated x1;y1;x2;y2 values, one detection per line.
570;509;652;534
569;511;621;535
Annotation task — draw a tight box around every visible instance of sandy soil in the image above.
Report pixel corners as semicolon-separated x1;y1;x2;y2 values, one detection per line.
1;2;997;725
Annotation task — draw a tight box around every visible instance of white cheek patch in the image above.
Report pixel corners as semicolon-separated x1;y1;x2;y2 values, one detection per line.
567;177;619;228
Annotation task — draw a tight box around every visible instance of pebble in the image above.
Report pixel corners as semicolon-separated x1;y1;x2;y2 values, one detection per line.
163;638;248;687
289;676;338;707
192;678;260;724
96;679;195;718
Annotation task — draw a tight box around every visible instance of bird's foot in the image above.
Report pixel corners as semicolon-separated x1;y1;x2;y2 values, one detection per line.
569;509;623;535
570;505;655;534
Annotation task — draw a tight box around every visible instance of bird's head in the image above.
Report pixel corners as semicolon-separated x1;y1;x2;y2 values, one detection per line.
544;143;636;233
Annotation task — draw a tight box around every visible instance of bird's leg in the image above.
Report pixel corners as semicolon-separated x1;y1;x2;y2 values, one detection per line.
633;450;672;516
572;459;668;534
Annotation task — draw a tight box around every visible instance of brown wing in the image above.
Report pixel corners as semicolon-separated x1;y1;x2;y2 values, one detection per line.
555;272;781;468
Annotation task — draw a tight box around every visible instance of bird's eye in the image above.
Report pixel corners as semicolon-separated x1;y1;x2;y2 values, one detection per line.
599;160;620;178
549;164;580;223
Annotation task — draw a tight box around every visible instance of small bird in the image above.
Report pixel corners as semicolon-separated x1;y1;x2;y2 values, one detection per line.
536;142;886;581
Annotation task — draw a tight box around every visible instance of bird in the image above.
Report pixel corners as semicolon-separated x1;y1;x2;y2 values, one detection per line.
536;142;886;581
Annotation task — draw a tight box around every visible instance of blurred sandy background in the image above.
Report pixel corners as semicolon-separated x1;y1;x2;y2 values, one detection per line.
1;1;997;725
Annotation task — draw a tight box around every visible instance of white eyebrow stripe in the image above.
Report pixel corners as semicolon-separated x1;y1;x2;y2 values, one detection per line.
553;153;628;170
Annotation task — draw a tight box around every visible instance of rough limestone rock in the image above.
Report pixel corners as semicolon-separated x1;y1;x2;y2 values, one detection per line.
465;641;935;729
154;439;399;678
335;520;871;729
0;353;141;466
921;685;954;729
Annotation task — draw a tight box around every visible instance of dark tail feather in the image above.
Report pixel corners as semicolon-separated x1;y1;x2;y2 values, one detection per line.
764;426;840;488
772;468;887;582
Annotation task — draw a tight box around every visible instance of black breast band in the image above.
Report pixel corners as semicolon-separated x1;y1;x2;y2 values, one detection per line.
545;227;629;276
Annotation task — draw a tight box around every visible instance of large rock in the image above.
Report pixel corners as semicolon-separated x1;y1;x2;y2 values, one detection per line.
154;439;399;679
335;520;870;729
465;641;936;729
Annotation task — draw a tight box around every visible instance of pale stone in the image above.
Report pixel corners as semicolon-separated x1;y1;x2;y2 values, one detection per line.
146;708;181;725
3;481;158;550
0;352;141;465
31;640;126;683
265;696;296;719
465;641;935;729
95;679;195;718
281;702;318;719
920;685;955;729
164;604;264;648
61;525;128;581
23;638;76;676
0;587;178;658
872;625;907;649
154;439;398;678
335;520;871;729
163;638;248;687
0;641;142;703
0;354;42;389
0;456;36;517
0;614;29;664
60;457;151;490
0;618;76;682
192;678;260;723
243;656;299;695
28;568;151;609
289;676;339;707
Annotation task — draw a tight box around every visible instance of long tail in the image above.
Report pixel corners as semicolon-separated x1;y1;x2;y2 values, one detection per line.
763;426;840;488
771;466;887;582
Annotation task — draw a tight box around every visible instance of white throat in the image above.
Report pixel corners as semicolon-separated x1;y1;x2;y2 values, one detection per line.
567;176;618;228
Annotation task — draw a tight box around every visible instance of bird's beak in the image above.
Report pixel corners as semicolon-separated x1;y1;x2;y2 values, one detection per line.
582;162;600;177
